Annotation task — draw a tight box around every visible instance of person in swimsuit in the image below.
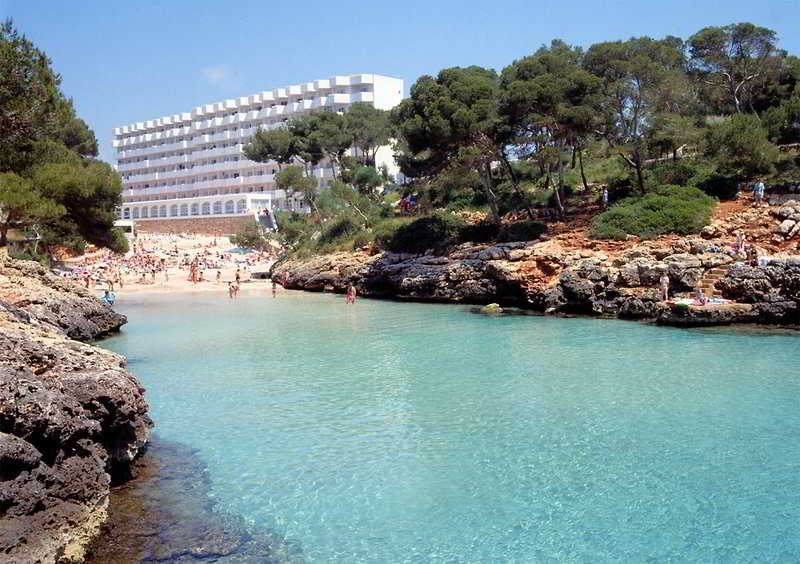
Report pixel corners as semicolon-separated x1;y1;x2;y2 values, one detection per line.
659;273;670;302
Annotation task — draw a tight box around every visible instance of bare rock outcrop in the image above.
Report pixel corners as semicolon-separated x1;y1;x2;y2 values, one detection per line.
272;238;799;327
0;254;151;563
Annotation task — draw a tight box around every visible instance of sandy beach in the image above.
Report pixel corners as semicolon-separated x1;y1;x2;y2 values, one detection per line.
63;232;284;301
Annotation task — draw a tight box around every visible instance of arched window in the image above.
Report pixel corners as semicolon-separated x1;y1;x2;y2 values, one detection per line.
201;202;211;215
123;208;130;219
170;204;178;217
180;204;188;216
141;207;148;218
224;200;234;214
213;201;223;214
236;199;247;213
191;203;199;216
159;205;167;217
131;207;140;219
151;206;159;217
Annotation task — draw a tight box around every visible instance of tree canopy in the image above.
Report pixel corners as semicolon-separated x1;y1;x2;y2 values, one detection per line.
0;19;125;253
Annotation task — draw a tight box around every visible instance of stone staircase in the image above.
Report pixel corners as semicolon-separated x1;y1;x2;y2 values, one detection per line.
698;264;732;298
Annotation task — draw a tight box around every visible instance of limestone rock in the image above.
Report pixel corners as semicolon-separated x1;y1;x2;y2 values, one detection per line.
0;256;151;563
273;239;800;326
779;219;796;235
701;225;718;239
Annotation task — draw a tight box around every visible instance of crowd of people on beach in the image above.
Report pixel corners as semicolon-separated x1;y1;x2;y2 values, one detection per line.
65;232;277;296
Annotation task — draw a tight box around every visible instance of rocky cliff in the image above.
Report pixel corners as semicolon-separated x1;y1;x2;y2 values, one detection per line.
272;237;800;327
0;254;152;563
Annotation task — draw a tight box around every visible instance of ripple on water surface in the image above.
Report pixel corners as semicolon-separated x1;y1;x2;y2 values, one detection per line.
101;293;800;563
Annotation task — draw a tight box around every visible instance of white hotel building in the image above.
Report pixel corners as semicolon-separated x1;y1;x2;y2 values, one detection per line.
113;74;403;228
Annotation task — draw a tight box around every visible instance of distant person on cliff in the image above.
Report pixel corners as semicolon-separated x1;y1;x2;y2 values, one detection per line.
746;244;759;266
736;231;747;255
659;273;670;302
601;186;609;209
694;285;708;306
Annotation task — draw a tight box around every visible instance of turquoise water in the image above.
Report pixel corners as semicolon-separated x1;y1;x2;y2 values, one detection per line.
102;291;800;563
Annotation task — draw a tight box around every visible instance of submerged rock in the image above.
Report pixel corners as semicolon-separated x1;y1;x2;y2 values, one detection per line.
86;439;302;564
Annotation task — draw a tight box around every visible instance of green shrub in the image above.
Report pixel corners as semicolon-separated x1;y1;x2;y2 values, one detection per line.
650;159;738;200
387;211;466;253
497;189;537;215
591;185;715;240
693;171;738;200
650;161;702;187
319;216;361;245
351;231;372;249
230;222;270;251
607;176;634;202
371;217;413;249
460;221;501;243
501;220;546;242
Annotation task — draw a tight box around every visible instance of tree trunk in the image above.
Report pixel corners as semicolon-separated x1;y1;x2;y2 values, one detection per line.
500;154;535;221
555;147;566;218
577;148;589;191
480;164;500;222
634;151;646;195
543;163;551;192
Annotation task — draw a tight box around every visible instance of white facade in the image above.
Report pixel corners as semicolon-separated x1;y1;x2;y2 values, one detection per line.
112;73;404;222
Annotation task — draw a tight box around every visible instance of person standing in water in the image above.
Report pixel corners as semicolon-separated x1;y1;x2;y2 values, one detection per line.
271;279;277;298
346;284;357;304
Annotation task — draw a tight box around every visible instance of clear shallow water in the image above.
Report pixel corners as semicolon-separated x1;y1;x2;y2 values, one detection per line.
101;291;800;563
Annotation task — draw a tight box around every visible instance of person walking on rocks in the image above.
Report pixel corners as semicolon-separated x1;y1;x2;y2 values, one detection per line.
753;180;766;205
601;186;609;209
660;272;670;302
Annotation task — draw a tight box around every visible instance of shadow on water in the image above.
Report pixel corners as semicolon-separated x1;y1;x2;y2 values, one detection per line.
86;436;304;563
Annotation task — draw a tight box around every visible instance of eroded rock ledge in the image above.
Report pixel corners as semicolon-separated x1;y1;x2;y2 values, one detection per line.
0;254;152;563
272;238;800;327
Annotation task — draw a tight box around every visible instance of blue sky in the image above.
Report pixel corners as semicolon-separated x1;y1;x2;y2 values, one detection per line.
2;0;799;164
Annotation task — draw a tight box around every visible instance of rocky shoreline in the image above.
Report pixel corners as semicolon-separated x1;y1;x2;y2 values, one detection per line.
0;253;152;563
272;237;800;328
